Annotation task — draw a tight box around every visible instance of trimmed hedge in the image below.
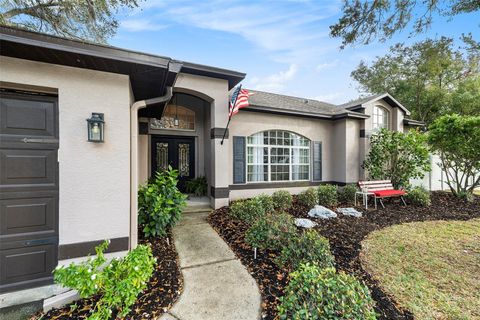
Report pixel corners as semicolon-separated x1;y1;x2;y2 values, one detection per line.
318;184;338;207
245;213;297;251
297;187;319;208
406;186;431;206
229;198;265;225
338;184;358;204
272;190;293;211
256;194;275;213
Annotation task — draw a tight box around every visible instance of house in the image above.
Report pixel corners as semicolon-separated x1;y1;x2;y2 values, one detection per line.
0;26;423;311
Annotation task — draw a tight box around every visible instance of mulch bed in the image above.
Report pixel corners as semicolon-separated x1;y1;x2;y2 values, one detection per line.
30;232;182;320
208;192;480;320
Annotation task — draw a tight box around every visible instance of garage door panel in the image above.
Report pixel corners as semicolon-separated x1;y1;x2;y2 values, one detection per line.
0;244;56;293
0;148;57;188
0;91;58;293
0;96;57;138
0;195;56;237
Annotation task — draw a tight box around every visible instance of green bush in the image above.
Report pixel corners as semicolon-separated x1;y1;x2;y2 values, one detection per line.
297;187;319;208
54;241;156;319
138;167;187;237
278;264;377;320
185;176;207;196
245;213;297;251
256;194;275;213
272;190;293;211
229;197;265;225
318;184;338;207
338;184;358;204
276;230;335;270
406;186;431;206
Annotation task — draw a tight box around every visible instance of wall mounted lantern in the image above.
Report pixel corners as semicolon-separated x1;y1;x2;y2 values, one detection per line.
86;113;104;142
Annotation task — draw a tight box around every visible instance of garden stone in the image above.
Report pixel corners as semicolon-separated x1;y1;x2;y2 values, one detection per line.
308;205;337;219
294;218;317;228
337;207;362;217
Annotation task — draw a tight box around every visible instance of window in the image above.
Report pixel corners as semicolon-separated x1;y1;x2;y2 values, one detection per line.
150;104;195;130
246;130;310;182
373;106;389;130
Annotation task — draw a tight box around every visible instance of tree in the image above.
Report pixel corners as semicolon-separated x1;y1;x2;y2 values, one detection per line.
330;0;480;48
428;114;480;200
363;128;431;189
0;0;141;43
351;37;480;124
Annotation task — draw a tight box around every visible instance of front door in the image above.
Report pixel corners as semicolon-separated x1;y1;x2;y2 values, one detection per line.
151;136;195;191
0;91;59;293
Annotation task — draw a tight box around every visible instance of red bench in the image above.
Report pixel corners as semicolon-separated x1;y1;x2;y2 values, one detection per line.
358;180;407;209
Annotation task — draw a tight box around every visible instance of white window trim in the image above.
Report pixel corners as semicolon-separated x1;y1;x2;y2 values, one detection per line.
245;131;311;183
373;105;390;131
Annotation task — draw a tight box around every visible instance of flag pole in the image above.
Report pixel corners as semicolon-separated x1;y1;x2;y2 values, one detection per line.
220;116;231;145
221;85;241;145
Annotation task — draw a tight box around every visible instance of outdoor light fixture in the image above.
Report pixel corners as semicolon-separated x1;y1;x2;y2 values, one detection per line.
173;94;179;127
86;113;105;142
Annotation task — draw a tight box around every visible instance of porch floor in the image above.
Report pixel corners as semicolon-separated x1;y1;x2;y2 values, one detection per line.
160;210;261;320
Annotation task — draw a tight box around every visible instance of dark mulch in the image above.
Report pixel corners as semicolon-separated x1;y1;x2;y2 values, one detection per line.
209;192;480;320
30;233;182;320
208;208;288;320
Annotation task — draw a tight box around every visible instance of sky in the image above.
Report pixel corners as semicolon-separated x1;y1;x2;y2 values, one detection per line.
111;0;480;104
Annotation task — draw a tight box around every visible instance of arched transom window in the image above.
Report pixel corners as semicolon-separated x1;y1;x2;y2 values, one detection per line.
151;104;195;130
246;130;310;182
373;105;389;130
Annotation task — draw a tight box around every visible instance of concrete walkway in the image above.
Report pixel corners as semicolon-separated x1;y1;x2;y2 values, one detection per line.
160;210;261;320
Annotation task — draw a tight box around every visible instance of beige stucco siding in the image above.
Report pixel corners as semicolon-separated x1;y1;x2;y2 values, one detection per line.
363;99;405;132
0;56;132;246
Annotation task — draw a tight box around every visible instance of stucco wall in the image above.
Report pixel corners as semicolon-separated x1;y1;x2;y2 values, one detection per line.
0;56;132;246
363;99;405;132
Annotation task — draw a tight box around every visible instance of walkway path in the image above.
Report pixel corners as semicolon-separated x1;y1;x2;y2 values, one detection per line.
160;209;261;320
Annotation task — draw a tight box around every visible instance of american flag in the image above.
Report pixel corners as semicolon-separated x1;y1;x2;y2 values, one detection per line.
229;85;253;117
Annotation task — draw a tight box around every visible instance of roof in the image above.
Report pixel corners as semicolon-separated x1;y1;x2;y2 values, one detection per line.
245;90;369;120
403;118;425;127
339;93;411;116
0;26;245;100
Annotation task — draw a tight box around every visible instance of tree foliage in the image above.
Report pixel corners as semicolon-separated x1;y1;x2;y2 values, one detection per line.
428;114;480;199
351;37;480;123
330;0;480;48
0;0;141;43
363;129;431;189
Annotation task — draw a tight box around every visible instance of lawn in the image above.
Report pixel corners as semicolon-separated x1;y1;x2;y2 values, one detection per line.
361;219;480;320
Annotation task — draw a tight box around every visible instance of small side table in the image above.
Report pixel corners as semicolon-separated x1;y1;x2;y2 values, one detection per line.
355;191;375;209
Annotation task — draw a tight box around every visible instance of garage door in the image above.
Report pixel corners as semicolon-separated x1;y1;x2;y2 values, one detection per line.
0;91;59;293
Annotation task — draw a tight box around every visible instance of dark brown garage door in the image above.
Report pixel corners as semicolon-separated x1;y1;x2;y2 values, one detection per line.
0;91;59;293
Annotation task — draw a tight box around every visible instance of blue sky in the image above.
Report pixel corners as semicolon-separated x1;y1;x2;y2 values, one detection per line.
111;0;480;104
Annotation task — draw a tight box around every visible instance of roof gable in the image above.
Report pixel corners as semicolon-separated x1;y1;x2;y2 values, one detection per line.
340;93;411;116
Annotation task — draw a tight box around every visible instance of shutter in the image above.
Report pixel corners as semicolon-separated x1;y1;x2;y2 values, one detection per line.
313;141;322;181
233;136;246;184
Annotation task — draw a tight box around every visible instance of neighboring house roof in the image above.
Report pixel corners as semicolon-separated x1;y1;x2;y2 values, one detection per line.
246;90;369;120
339;93;411;116
0;26;245;100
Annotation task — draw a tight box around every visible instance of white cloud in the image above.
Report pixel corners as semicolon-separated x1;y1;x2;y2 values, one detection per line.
316;60;339;72
313;92;344;103
248;64;298;92
121;19;167;32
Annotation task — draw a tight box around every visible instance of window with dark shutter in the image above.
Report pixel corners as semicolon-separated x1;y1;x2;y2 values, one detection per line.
313;141;322;181
233;136;246;184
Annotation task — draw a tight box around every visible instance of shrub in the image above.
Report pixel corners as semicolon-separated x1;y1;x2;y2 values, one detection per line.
338;184;358;204
406;186;431;206
428;114;480;199
138;167;187;237
272;190;293;211
276;230;335;270
54;241;156;319
256;194;275;213
318;184;338;207
297;188;319;208
363;128;430;189
185;176;207;196
229;197;265;225
245;213;297;251
278;264;377;320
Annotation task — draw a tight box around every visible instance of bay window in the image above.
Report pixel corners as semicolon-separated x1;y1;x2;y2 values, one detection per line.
246;130;310;182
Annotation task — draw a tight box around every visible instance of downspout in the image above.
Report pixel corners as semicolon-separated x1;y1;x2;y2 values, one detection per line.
130;86;173;249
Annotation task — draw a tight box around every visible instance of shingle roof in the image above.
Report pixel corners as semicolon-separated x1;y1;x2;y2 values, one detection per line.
338;93;385;109
247;90;345;116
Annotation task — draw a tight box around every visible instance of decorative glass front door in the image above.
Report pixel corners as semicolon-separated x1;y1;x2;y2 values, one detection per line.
151;136;195;191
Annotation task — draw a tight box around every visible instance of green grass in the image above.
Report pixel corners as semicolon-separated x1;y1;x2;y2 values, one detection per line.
361;219;480;320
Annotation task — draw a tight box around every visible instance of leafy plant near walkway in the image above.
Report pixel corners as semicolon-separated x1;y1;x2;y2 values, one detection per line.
428;114;480;200
278;264;377;320
54;241;156;320
229;197;266;225
185;176;207;196
245;213;296;251
256;194;275;213
138;167;187;237
363;128;430;189
276;230;334;271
